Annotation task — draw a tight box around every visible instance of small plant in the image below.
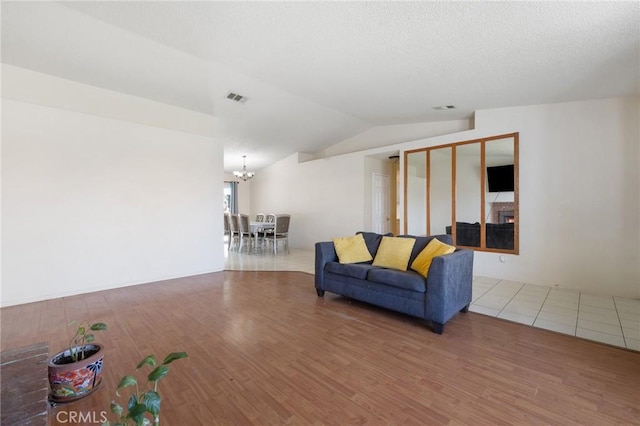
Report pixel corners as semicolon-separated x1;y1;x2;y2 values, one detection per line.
48;320;108;402
69;321;108;362
105;351;188;426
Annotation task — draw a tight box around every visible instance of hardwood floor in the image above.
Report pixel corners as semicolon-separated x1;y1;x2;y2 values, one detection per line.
1;271;639;425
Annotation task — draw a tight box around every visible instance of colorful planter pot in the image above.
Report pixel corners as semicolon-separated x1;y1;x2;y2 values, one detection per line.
48;343;104;402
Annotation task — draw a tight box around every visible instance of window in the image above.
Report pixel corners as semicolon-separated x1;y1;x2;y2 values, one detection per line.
404;133;519;254
223;181;238;214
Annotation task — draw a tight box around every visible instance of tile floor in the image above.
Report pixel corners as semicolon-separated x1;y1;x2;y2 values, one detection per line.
224;245;640;351
471;276;640;350
224;246;315;275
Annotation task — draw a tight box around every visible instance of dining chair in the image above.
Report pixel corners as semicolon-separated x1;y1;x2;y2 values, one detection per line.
228;214;240;251
260;213;276;244
267;214;290;254
253;213;268;249
223;213;231;250
238;214;255;252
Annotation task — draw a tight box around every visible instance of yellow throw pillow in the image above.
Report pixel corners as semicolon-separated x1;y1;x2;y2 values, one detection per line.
372;236;416;271
411;238;456;277
333;234;373;264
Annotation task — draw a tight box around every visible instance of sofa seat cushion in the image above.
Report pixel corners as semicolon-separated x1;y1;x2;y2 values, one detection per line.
367;268;426;293
325;261;371;280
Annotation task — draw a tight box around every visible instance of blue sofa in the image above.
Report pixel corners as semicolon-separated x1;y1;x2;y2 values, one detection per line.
315;232;474;334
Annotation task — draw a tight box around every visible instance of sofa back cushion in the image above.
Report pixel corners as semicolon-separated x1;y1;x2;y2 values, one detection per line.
399;234;453;265
446;222;480;247
486;222;514;250
356;231;392;257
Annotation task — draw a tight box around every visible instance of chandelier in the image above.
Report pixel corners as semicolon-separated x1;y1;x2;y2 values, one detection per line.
233;155;255;182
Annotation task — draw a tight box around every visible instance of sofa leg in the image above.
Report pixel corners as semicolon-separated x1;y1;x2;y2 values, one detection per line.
432;322;444;334
460;304;470;313
316;288;325;297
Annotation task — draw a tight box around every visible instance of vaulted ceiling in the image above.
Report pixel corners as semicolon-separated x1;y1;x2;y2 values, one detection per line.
2;1;638;172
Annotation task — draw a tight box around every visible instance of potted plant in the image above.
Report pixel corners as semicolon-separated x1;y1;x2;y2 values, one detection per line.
105;351;188;425
48;321;108;402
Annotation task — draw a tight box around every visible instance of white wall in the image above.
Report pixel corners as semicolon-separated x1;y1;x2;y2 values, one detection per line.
255;97;639;298
429;148;453;235
399;97;639;298
223;174;252;215
406;174;427;235
322;119;471;157
1;67;224;307
1;65;215;138
455;149;482;224
250;153;366;248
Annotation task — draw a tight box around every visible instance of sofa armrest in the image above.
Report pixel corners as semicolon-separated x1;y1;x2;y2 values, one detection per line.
315;241;338;290
425;249;474;324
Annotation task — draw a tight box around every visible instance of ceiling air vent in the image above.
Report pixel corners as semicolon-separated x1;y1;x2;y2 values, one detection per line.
225;92;248;103
433;105;455;110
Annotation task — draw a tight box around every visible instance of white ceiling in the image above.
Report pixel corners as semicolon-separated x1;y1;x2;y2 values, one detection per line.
2;1;638;173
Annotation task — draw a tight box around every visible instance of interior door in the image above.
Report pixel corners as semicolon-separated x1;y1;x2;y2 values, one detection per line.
372;173;390;234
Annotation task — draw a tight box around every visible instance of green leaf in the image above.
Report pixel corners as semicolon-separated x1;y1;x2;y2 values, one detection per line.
110;401;123;417
128;394;139;412
162;351;188;365
147;365;169;382
116;375;138;397
90;322;108;331
143;390;161;416
85;334;95;343
126;402;147;421
137;355;157;369
78;325;86;335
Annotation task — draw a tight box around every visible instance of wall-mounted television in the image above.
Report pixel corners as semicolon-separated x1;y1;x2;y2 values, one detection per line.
487;164;514;192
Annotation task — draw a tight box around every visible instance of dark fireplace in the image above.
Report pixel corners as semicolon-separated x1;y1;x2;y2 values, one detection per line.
498;210;515;224
492;202;515;224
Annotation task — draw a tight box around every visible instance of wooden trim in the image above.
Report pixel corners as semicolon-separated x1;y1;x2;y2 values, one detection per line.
513;133;520;254
403;151;408;235
404;133;516;153
451;145;457;242
389;159;399;236
426;149;431;236
480;140;487;248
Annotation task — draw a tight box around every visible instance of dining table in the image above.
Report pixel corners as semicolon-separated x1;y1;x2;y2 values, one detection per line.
250;221;275;250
